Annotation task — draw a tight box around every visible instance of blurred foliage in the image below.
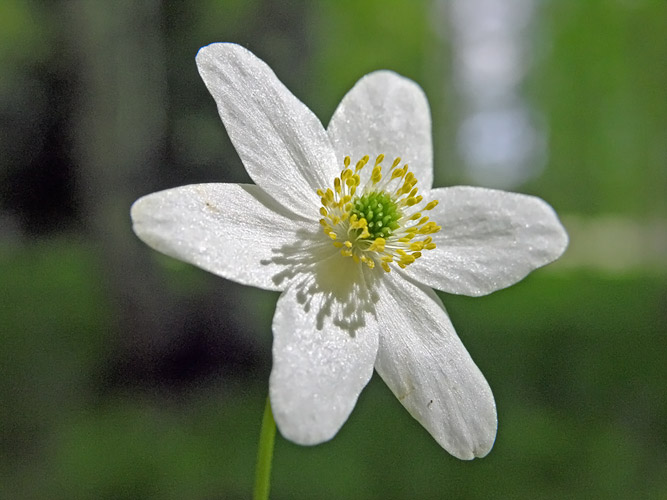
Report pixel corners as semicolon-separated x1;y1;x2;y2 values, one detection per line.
1;0;665;499
533;0;667;216
2;244;665;499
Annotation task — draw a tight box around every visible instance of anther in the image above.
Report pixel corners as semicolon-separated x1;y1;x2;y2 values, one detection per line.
317;153;440;273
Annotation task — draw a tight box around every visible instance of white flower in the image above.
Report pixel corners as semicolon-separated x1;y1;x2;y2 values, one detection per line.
131;43;568;460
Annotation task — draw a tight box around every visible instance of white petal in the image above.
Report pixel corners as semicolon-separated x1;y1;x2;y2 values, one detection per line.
131;183;317;292
374;272;497;459
406;186;569;296
270;259;379;445
196;43;338;219
327;71;433;189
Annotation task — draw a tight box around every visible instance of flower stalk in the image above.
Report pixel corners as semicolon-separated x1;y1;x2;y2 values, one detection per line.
253;396;276;500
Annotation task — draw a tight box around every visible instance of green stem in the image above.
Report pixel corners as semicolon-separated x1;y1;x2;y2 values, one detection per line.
253;396;276;500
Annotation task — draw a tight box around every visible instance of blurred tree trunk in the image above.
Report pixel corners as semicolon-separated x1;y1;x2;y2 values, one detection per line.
67;1;177;384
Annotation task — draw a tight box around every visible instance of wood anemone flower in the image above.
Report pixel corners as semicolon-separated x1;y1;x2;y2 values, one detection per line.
131;43;568;460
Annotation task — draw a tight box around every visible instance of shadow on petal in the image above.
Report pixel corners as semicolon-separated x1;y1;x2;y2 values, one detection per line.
262;229;380;336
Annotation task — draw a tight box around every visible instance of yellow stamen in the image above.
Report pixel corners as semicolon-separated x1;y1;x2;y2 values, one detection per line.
317;154;440;273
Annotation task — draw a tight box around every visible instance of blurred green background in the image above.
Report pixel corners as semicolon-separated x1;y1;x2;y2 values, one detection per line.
1;1;666;498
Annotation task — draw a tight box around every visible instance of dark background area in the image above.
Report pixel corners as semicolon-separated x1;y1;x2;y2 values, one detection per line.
1;1;665;498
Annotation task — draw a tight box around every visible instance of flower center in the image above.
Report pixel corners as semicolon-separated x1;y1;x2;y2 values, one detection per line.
350;191;401;239
317;154;441;272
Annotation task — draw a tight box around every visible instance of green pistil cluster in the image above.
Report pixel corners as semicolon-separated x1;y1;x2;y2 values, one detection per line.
350;191;401;239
